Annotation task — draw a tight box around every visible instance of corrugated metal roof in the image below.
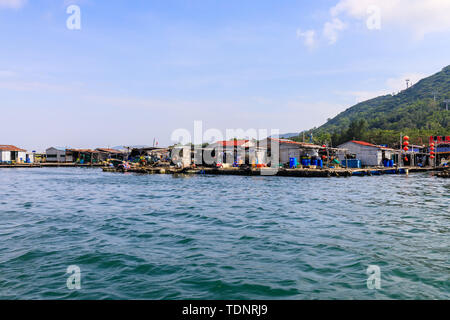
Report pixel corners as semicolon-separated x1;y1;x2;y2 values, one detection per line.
268;138;323;149
348;141;395;151
0;145;26;152
96;148;124;154
66;149;99;153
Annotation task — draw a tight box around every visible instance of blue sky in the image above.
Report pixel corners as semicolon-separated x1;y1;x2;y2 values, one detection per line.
1;0;449;150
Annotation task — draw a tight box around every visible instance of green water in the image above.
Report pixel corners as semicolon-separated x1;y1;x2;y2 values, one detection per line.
0;168;448;299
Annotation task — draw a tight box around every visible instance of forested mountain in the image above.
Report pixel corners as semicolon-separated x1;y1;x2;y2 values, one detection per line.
291;66;450;147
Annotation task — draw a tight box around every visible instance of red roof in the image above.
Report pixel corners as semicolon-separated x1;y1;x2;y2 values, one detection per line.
0;145;26;152
351;140;377;147
217;140;249;147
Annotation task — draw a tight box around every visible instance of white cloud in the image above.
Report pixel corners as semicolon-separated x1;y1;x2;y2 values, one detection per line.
0;0;26;9
296;17;347;48
296;18;346;48
296;29;317;49
331;0;450;39
323;18;346;44
301;0;450;47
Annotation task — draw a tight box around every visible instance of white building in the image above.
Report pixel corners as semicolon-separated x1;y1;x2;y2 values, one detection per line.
259;138;323;165
0;145;28;164
46;147;67;163
337;140;395;167
205;140;269;166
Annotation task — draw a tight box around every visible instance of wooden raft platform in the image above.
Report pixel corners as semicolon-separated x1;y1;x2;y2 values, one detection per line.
102;166;446;178
0;163;104;168
435;169;450;178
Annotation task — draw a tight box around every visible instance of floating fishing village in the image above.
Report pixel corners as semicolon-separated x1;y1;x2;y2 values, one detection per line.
3;0;450;304
1;135;449;178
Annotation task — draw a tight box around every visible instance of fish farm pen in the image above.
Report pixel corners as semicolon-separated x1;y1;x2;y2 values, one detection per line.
0;162;446;177
435;169;450;178
102;165;446;178
0;163;104;168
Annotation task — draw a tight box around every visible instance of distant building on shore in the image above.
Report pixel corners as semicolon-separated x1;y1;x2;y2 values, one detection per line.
46;147;127;163
337;140;395;167
46;147;67;163
128;147;169;160
259;138;323;165
206;140;268;166
96;148;126;161
65;149;99;164
0;145;28;164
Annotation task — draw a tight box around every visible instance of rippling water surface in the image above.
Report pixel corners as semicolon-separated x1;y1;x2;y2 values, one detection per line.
0;168;448;300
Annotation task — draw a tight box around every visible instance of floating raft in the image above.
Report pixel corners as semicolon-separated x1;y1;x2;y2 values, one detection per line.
103;166;446;178
435;170;450;178
0;163;104;168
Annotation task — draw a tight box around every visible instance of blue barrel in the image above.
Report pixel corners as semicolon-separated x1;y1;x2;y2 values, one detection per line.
318;159;323;168
383;160;387;167
311;159;318;166
289;157;297;168
348;159;361;168
389;160;394;167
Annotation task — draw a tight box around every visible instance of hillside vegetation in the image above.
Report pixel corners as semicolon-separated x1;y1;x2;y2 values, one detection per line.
292;65;450;147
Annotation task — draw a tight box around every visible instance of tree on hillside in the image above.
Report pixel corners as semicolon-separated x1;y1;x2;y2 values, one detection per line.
345;119;368;141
